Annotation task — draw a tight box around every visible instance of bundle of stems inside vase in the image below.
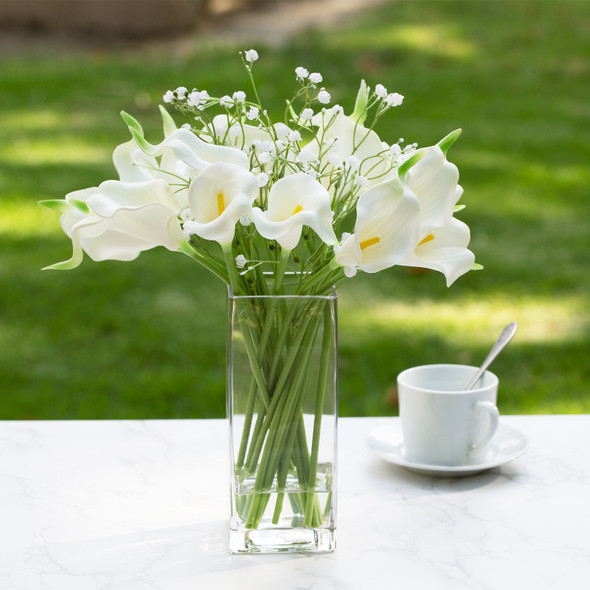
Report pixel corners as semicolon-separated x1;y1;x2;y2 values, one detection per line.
229;280;337;531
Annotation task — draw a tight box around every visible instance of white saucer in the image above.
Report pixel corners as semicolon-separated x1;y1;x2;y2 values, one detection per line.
366;422;529;477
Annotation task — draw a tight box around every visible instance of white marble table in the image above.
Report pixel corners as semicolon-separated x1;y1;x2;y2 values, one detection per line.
1;416;589;590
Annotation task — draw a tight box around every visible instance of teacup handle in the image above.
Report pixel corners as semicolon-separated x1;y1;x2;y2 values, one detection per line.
469;401;499;457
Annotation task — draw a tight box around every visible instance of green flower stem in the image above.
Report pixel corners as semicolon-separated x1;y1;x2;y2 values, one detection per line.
304;303;334;526
179;242;229;284
246;310;322;528
244;304;314;473
235;376;258;469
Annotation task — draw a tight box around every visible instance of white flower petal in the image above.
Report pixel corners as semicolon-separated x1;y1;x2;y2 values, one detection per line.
405;145;459;232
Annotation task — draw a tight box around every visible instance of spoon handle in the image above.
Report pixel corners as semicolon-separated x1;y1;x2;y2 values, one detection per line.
466;322;518;390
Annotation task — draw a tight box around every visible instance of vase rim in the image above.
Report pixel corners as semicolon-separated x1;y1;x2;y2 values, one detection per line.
228;286;337;301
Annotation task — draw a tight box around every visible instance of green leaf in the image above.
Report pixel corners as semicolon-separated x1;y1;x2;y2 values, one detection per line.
398;150;427;178
437;128;462;155
120;111;144;136
42;257;81;271
38;199;71;213
128;127;151;152
69;199;91;214
472;262;484;271
351;80;369;125
454;204;466;212
159;105;177;137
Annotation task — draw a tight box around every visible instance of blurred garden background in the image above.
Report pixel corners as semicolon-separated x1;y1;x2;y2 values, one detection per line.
1;0;589;420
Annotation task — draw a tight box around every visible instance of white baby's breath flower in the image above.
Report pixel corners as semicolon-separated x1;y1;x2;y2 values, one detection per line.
244;49;259;62
317;90;331;104
390;144;402;159
355;175;369;188
233;90;246;103
181;123;191;130
187;91;204;107
235;254;248;269
258;152;272;164
275;125;291;139
220;95;233;108
385;92;404;107
175;86;188;99
257;140;274;153
239;214;252;226
180;208;192;222
163;90;174;103
344;266;358;278
300;108;314;121
295;66;309;79
345;155;361;170
331;104;344;115
309;72;323;84
297;149;317;164
375;83;388;98
327;151;342;167
246;106;259;121
256;172;269;187
288;130;302;143
228;126;242;138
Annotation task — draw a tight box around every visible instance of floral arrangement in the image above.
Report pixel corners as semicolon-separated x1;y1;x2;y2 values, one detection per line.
41;49;477;294
41;51;478;546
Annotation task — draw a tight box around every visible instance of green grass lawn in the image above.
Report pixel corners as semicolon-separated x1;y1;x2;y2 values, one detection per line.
1;0;589;419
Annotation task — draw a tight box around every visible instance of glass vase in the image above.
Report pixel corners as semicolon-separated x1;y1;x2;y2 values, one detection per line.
227;287;337;554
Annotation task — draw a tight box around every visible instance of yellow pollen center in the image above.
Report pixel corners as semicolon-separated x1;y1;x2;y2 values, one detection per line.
292;205;303;215
217;193;225;216
417;233;435;247
360;236;380;251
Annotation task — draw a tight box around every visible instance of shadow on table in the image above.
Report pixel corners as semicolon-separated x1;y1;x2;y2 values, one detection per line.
366;459;517;495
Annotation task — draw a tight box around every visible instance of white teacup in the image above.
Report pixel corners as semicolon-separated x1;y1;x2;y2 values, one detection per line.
397;364;500;466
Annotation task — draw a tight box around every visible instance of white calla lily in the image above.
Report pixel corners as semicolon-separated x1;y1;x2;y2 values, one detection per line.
405;218;475;286
212;115;291;156
310;109;393;186
42;179;186;270
252;173;337;250
399;139;475;285
334;178;420;273
404;144;462;233
121;111;249;173
184;162;258;245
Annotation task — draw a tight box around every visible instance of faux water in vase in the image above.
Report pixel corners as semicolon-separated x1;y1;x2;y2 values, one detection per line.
227;287;337;553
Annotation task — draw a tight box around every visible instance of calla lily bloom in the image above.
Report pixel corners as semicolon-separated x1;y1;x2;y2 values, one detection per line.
41;179;185;270
212;115;291;151
334;178;420;274
310;108;393;187
184;162;258;245
404;144;463;233
120;111;249;176
252;173;337;250
399;139;474;285
405;218;475;286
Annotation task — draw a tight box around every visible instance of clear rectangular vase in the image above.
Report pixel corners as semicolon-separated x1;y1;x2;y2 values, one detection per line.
227;287;337;554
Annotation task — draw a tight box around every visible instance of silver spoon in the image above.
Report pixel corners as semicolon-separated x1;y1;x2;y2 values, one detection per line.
466;322;518;390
